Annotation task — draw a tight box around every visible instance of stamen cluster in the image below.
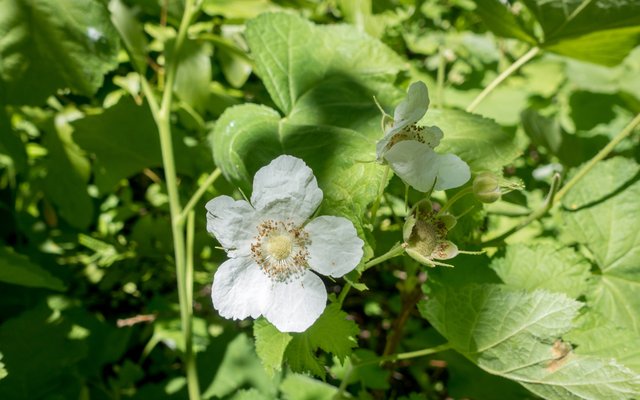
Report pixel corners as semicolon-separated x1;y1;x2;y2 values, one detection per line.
251;219;310;282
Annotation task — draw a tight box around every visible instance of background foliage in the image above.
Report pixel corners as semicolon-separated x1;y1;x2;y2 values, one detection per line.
1;0;639;399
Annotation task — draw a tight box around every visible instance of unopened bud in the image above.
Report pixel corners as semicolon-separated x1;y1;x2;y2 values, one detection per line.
473;172;501;203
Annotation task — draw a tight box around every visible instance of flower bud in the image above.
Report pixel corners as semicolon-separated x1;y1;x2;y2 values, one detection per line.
473;172;501;203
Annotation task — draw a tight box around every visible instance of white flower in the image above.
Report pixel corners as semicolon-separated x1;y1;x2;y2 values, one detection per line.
206;155;364;332
376;82;470;192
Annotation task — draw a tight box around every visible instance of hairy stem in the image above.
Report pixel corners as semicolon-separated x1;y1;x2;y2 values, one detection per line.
466;47;539;113
555;111;640;203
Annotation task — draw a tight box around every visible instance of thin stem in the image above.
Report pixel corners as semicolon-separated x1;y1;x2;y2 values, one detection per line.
438;187;473;216
482;173;560;247
159;0;197;117
369;165;391;222
555;111;640;203
466;47;539;113
136;1;201;399
179;168;221;223
363;243;405;272
335;343;451;399
336;283;351;307
337;243;405;307
184;210;199;397
382;286;423;356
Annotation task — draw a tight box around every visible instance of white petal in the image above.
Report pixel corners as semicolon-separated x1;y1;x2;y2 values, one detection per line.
432;153;471;191
432;240;459;260
211;257;271;320
393;81;429;130
205;196;258;257
384;140;439;192
384;141;470;192
263;270;327;333
306;216;363;278
251;155;323;224
424;125;443;148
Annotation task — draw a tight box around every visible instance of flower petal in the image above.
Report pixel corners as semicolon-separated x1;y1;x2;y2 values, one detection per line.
393;81;429;130
205;195;258;257
263;270;327;332
306;216;364;278
384;141;470;192
432;240;459;260
432;153;471;191
384;140;439;192
211;257;271;320
251;155;323;224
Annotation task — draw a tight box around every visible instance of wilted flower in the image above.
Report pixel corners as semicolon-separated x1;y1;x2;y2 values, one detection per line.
376;82;470;192
206;155;364;332
402;200;459;267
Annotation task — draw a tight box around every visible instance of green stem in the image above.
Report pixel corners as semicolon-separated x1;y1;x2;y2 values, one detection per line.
363;243;405;272
336;283;351;307
184;210;198;397
335;343;451;399
179;168;221;223
438;187;473;216
482;173;560;247
132;1;201;398
466;47;539;113
369;165;391;222
555;111;640;203
337;243;405;307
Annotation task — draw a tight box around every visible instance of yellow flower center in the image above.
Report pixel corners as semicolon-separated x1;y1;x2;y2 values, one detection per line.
266;234;293;260
251;220;310;282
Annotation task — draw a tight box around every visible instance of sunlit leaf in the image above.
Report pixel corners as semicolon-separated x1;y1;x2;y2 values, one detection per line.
0;0;120;105
421;284;640;399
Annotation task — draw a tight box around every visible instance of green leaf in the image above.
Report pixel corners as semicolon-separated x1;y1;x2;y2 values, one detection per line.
253;318;292;375
279;373;338;400
283;304;359;378
490;243;591;298
561;157;640;333
109;0;148;73
72;97;204;192
0;303;88;399
0;0;120;105
422;109;521;171
201;334;279;399
42;122;93;229
523;0;640;66
472;0;537;43
565;313;640;373
285;334;326;379
172;39;212;112
210;103;387;234
0;247;65;291
210;13;404;235
420;284;640;399
0;112;27;173
305;303;359;362
245;13;403;115
522;0;640;42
